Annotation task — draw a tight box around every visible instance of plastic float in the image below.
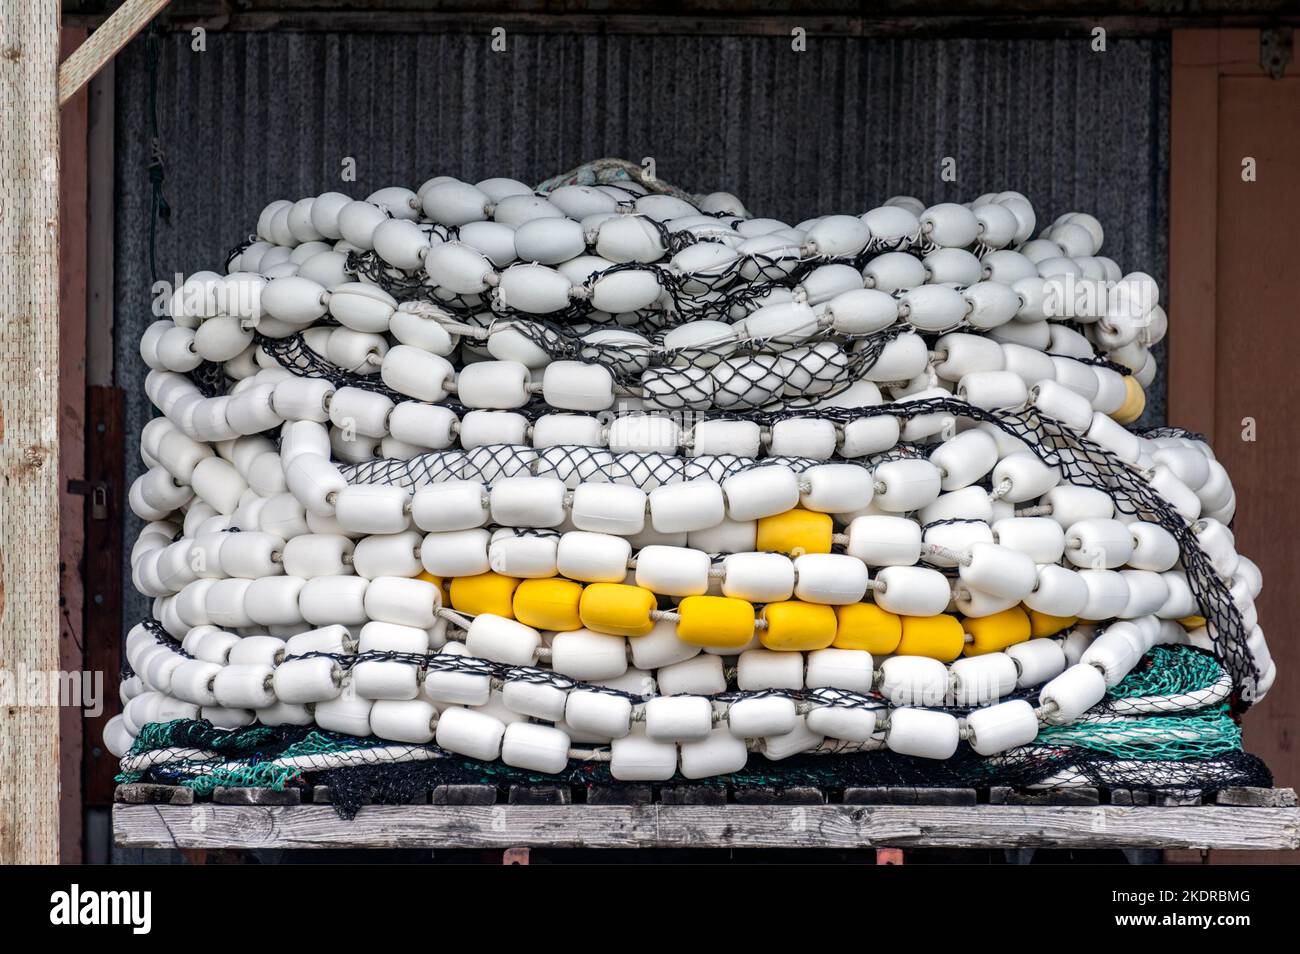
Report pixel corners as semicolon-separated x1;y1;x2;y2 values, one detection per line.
110;159;1274;809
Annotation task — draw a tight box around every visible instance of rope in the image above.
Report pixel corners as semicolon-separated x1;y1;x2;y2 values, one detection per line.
534;157;704;203
145;22;170;284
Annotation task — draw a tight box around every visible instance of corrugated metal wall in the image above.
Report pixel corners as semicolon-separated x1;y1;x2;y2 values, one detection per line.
114;30;1170;625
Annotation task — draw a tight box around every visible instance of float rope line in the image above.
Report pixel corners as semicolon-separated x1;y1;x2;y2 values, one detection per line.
331;238;1132;374
251;321;909;415
132;613;1234;731
341;234;827;328
313;204;1136;375
115;711;1268;820
144;22;170;285
125;157;1265;791
320;395;1254;698
245;308;1125;423
119;701;1249;779
534;157;707;203
114;639;1263;810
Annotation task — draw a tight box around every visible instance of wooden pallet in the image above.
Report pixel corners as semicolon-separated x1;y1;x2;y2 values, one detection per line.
113;784;1299;852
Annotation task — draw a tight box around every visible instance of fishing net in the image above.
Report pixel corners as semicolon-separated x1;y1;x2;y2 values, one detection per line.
128;157;1268;818
328;393;1256;701
239;251;1231;694
118;644;1269;818
1036;707;1242;760
188;359;232;399
249;281;1132;418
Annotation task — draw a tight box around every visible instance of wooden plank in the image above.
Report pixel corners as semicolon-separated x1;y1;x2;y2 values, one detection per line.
58;0;171;104
84;62;114;388
89;0;1300;16
733;786;825;805
114;783;194;805
508;785;572;805
1216;787;1298;808
1168;29;1222;442
0;0;63;867
990;786;1100;806
1211;70;1300;868
660;785;726;805
844;787;977;806
1166;24;1300;867
57;24;90;866
113;803;1300;851
1215;25;1277;75
81;387;125;805
586;784;652;806
212;787;302;806
62;5;1300;38
430;784;497;806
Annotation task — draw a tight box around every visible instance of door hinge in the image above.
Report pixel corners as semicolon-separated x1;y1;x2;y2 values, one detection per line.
1262;27;1293;80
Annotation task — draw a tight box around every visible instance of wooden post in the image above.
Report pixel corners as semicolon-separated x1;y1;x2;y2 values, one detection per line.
58;24;91;865
0;0;62;864
1168;30;1221;443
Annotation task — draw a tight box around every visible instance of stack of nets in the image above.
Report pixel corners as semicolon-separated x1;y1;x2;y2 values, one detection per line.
112;158;1273;807
116;645;1267;818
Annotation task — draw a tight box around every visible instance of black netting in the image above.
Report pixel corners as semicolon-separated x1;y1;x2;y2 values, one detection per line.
118;715;1272;821
118;642;1261;818
188;360;231;398
225;236;255;273
772;399;1249;697
1139;425;1210;444
346;248;439;300
904;398;1255;699
289;648;1043;716
139;618;192;660
258;332;405;400
344;240;826;331
241;217;1140;416
259;322;908;415
310;749;1271;820
292;647;644;702
342;446;825;489
256;314;1129;420
332;396;1255;702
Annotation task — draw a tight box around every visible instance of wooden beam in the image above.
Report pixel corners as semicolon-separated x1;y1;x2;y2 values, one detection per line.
58;8;1300;38
84;62;115;388
114;802;1300;851
1168;29;1223;443
0;0;62;866
81;387;125;806
57;24;90;865
131;0;1300;13
58;0;170;105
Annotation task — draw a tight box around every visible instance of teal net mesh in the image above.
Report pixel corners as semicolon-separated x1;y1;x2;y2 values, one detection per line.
117;646;1271;817
1104;645;1225;703
1037;707;1243;761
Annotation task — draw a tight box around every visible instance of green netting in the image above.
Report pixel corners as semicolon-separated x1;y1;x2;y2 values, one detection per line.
128;719;291;758
1037;706;1242;760
114;646;1263;814
1106;646;1224;702
118;724;399;793
178;762;301;796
